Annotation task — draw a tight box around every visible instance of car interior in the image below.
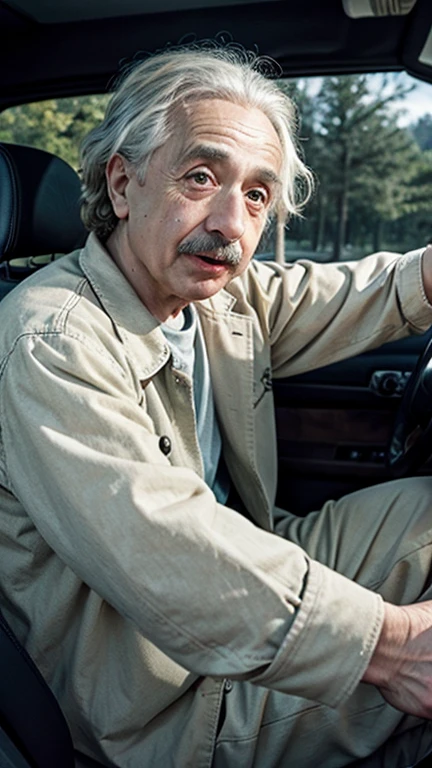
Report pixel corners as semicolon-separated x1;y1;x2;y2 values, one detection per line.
1;0;432;765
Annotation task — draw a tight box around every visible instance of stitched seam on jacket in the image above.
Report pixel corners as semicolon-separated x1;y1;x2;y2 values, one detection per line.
55;276;88;332
0;330;127;382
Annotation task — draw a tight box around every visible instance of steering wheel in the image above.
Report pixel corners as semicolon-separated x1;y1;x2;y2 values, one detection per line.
387;336;432;477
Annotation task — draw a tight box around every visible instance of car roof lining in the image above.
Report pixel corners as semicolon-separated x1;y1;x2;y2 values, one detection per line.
0;0;431;108
3;0;275;24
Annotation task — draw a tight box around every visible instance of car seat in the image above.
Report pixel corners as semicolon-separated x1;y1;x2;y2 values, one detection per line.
0;607;75;767
0;142;86;297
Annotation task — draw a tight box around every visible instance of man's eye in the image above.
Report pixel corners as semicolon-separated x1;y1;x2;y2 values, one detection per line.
187;171;210;185
247;189;267;205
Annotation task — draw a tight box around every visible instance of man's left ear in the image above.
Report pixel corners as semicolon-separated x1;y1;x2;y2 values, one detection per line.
106;154;132;220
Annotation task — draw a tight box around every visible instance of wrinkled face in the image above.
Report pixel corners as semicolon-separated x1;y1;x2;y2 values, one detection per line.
106;98;283;320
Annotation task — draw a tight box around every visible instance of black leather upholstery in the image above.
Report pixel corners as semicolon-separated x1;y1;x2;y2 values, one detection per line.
0;608;75;767
0;142;86;261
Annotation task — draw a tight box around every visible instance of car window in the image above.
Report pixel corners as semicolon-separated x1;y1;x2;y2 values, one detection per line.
257;71;432;262
0;94;109;171
1;75;431;264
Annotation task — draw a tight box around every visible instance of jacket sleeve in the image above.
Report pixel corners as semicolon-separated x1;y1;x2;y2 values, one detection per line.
245;246;432;377
0;328;383;709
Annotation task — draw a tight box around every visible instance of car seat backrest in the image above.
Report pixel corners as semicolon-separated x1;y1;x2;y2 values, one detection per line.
0;142;87;296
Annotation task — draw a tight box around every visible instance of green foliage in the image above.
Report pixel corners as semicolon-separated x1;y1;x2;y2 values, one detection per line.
281;75;432;259
410;114;432;151
0;95;109;169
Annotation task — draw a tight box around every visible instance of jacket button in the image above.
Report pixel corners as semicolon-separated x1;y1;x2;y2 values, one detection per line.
224;679;233;693
159;436;172;456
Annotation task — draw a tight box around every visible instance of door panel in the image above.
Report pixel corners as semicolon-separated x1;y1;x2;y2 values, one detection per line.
274;331;432;514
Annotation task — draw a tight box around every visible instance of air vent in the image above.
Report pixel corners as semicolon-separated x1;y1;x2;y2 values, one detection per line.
342;0;417;17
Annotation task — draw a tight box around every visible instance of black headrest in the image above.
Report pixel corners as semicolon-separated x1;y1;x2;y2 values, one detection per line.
0;143;87;262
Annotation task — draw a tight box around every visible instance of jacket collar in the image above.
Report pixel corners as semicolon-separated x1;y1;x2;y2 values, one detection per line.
80;233;160;336
80;233;241;322
80;233;255;379
79;234;168;379
78;234;243;378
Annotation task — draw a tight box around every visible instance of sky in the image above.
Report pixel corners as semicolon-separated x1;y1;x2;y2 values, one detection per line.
391;72;432;125
296;71;432;127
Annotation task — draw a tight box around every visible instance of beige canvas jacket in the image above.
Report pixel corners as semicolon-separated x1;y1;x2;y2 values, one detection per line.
0;234;431;767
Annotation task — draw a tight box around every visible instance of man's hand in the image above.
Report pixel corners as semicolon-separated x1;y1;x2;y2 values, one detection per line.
421;245;432;305
362;600;432;718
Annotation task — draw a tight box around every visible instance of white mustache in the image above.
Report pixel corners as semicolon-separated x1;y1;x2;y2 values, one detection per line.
177;234;243;267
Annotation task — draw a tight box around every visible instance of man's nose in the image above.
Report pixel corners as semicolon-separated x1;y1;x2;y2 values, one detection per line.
205;189;245;242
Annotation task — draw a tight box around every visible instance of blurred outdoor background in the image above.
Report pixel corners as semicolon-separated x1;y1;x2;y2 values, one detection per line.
1;72;430;263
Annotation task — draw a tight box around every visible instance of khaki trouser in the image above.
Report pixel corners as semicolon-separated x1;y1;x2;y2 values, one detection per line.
214;478;432;768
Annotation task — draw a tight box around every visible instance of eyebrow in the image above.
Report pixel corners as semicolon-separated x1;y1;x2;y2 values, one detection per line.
175;143;282;188
177;144;230;167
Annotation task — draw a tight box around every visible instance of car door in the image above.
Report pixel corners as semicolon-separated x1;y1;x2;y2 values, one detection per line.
273;329;432;515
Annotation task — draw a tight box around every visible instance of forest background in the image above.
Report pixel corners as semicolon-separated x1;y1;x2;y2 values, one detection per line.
0;73;431;263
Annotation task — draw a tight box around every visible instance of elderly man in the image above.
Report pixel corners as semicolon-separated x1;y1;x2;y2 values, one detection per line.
1;46;432;768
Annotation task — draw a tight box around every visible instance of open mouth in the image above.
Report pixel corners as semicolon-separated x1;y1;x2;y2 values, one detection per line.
194;254;227;266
